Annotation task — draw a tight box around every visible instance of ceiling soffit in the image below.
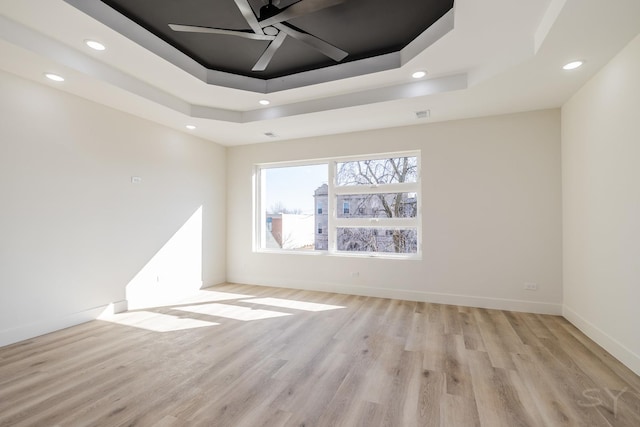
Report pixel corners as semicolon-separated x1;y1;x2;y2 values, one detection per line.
64;0;455;93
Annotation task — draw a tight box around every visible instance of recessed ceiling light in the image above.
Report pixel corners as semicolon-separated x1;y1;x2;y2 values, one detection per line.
85;39;106;51
185;125;196;130
45;73;64;82
259;99;270;106
563;61;583;70
412;71;427;79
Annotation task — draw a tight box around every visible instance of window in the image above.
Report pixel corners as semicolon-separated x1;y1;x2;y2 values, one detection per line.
256;151;420;257
334;154;419;255
337;228;418;253
257;163;328;251
336;193;417;219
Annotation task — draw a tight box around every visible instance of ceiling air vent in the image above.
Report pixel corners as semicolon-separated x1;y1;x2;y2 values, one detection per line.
415;110;430;119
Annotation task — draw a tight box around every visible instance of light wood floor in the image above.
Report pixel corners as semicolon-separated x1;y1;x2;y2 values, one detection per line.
1;283;639;427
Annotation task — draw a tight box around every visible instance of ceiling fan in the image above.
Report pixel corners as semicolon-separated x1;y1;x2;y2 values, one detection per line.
169;0;348;72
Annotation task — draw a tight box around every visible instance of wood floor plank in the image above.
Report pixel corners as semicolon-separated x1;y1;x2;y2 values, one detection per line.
467;350;538;427
459;310;487;351
531;337;621;426
379;349;421;426
414;369;445;427
404;311;429;351
421;312;447;372
152;415;183;427
558;319;640;392
0;283;639;427
443;333;475;398
186;358;289;426
443;304;463;335
473;308;518;370
350;401;385;427
359;335;405;405
532;322;640;426
441;393;481;427
503;310;545;348
250;409;293;427
511;350;590;426
542;315;640;393
280;351;351;427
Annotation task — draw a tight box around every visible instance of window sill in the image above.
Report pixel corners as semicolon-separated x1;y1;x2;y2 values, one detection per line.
254;248;422;260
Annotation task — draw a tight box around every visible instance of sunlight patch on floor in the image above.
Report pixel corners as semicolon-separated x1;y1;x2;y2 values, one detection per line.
240;297;345;312
176;290;255;305
175;303;292;321
104;311;218;332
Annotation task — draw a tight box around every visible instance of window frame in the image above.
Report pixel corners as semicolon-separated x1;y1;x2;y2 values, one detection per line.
254;151;421;259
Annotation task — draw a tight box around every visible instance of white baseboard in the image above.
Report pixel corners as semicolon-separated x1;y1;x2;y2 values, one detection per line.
563;305;640;376
227;277;562;315
98;299;128;317
0;304;110;348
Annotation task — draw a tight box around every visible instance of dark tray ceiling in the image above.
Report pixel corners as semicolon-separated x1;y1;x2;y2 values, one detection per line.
100;0;454;79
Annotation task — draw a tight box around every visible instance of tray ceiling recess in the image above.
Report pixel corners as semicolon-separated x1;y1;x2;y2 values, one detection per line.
64;0;455;93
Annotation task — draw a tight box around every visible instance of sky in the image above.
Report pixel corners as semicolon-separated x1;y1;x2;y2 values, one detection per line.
264;163;328;214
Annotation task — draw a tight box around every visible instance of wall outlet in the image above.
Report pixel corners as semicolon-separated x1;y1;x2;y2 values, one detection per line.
524;282;538;291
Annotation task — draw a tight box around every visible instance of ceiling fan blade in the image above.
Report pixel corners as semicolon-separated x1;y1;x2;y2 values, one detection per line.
275;23;347;62
233;0;264;35
259;0;345;27
169;24;275;41
252;31;287;71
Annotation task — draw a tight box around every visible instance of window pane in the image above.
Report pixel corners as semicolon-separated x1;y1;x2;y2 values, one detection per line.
336;193;417;218
337;228;418;254
262;164;328;251
336;156;418;186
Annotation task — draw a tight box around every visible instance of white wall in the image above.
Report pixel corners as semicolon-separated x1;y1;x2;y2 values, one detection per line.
562;34;640;375
0;70;226;346
227;110;562;314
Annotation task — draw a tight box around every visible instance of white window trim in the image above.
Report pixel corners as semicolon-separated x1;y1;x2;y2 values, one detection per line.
255;150;421;259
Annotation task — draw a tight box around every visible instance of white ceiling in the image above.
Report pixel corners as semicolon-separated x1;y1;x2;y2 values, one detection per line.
1;0;639;146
